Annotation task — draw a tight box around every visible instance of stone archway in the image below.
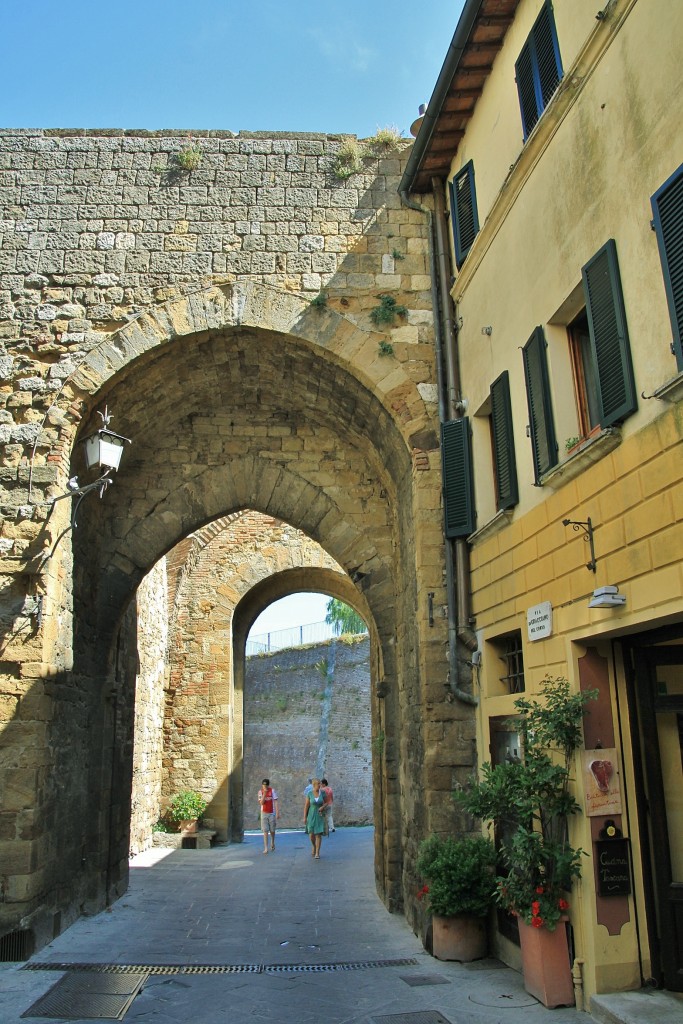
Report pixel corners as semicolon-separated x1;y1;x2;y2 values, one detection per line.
3;279;446;947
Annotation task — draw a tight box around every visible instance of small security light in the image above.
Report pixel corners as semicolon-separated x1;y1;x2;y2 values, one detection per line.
589;585;626;609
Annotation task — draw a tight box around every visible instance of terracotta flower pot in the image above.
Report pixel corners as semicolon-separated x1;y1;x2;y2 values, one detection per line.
178;818;198;834
517;916;574;1008
431;914;488;962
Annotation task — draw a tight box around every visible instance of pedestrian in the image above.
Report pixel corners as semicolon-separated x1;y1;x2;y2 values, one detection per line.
321;777;335;835
303;778;326;859
303;777;313;797
258;778;279;854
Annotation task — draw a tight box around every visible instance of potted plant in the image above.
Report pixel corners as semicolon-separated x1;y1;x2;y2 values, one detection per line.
456;676;597;1006
416;834;496;961
167;790;208;834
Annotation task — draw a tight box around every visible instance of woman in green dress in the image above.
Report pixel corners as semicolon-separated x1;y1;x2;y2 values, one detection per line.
304;778;326;858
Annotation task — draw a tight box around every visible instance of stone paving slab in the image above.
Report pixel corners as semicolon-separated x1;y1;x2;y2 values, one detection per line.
0;828;671;1024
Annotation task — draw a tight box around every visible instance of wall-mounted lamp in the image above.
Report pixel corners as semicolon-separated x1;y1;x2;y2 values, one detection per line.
47;406;131;559
562;516;597;573
589;585;626;609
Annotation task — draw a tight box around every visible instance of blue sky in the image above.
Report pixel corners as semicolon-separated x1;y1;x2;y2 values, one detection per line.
2;0;465;633
1;0;464;138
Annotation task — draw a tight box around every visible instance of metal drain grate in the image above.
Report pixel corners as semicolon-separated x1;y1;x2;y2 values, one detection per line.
23;956;417;977
373;1013;453;1024
21;970;146;1020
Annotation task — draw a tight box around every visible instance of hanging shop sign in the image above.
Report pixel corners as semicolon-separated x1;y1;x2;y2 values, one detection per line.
583;748;622;816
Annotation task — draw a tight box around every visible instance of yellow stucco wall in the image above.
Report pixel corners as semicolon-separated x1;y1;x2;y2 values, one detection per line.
440;0;683;1000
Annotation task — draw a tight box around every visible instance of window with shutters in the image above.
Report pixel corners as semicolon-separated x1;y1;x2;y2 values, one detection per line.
515;1;563;141
522;326;558;483
651;162;683;372
490;371;519;510
441;418;476;539
449;161;480;270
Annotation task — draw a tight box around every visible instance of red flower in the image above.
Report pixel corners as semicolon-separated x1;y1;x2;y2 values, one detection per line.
531;900;541;916
417;885;429;900
535;886;544;894
558;898;569;911
531;916;545;928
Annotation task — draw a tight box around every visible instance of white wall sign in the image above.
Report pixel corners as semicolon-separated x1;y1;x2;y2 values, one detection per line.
527;601;552;641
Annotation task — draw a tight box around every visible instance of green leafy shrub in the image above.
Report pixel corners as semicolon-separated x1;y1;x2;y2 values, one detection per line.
416;835;496;917
456;676;597;930
173;139;203;171
168;790;208;823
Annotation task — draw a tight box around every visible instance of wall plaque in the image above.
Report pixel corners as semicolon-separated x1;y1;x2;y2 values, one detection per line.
526;601;552;641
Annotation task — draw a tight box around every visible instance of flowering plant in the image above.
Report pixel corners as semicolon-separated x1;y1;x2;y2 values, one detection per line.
456;677;597;932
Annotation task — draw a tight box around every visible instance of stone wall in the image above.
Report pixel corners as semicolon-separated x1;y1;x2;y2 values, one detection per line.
0;127;465;954
244;636;372;830
128;558;168;856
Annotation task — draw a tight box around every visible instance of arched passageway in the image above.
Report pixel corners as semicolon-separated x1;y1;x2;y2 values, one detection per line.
21;282;446;946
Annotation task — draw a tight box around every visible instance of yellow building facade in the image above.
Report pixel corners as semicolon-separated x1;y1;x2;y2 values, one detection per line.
403;0;683;1002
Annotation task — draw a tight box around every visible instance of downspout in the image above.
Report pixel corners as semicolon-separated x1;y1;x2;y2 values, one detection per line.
400;186;477;706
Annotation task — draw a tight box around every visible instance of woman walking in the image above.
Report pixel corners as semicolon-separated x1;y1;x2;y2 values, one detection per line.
304;778;326;859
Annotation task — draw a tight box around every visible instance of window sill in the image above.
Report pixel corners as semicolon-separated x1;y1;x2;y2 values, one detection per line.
541;427;622;490
468;509;513;545
650;370;683;403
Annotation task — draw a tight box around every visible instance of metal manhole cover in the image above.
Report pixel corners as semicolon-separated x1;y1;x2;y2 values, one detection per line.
373;1014;453;1024
399;974;451;987
469;989;538;1008
21;970;147;1020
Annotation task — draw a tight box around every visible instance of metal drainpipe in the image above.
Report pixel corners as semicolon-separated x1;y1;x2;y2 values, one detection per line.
400;187;477;706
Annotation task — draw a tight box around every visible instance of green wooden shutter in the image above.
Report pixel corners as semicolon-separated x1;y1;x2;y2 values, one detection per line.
651;163;683;371
515;2;563;140
450;162;479;269
522;326;558;484
491;371;519;510
582;239;637;427
441;418;475;539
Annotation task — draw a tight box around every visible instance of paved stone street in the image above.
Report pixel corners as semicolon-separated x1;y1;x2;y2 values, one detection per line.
0;827;596;1024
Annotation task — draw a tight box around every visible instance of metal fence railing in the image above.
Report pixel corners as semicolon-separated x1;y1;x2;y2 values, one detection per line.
246;619;367;657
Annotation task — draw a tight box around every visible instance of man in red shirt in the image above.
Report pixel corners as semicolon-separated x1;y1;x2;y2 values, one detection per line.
321;778;334;835
258;778;279;854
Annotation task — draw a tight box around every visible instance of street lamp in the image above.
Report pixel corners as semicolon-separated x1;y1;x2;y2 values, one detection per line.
47;406;131;558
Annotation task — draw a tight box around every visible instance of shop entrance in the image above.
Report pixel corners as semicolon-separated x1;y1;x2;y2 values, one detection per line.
624;625;683;991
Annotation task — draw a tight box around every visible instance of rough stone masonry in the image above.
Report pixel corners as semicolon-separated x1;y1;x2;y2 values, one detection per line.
0;128;476;956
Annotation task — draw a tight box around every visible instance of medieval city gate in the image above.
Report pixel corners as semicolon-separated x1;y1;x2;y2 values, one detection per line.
2;281;448;951
0;131;476;958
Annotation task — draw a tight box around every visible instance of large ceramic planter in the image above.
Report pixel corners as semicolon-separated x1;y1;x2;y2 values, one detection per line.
432;914;487;962
517;917;574;1008
177;818;198;834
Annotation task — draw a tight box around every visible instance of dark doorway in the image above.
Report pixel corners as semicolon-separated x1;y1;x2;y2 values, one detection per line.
623;626;683;991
